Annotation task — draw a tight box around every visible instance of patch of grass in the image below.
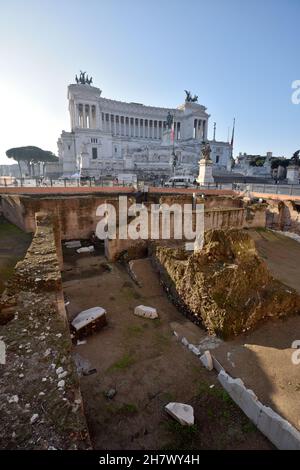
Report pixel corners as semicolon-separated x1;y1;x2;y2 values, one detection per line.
153;331;171;351
0;219;23;235
107;354;135;372
127;325;143;335
162;391;176;402
196;381;211;394
255;227;267;233
103;403;119;417
103;401;139;418
162;420;198;450
210;387;233;404
242;421;257;434
118;403;138;415
222;409;231;420
152;318;162;328
121;286;142;300
197;381;233;405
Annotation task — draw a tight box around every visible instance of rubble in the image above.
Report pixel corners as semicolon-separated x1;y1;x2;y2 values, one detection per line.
105;388;117;399
199;350;214;371
30;414;39;425
188;344;201;356
134;305;158;319
8;395;19;404
165;402;194;426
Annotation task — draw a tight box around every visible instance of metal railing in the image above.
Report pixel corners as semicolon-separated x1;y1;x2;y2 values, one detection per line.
1;177;300;196
236;183;300;196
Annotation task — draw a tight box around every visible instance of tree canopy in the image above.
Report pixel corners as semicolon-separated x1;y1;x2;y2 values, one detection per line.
6;146;58;177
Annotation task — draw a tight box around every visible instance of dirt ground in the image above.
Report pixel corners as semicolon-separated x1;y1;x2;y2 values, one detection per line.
62;244;271;450
0;216;32;294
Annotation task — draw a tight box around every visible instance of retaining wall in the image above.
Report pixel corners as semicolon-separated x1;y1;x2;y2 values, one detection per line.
218;370;300;450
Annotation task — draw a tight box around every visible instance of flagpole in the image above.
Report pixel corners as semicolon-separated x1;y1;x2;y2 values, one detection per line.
171;116;176;175
230;117;235;164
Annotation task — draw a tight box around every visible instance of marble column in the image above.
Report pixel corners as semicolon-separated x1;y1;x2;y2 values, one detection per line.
202;121;206;140
75;104;79;128
83;106;86;128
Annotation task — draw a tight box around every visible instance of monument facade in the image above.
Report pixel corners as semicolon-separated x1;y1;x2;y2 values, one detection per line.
57;73;232;178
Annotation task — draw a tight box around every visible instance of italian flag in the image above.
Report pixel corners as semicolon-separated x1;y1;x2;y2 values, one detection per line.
171;122;175;142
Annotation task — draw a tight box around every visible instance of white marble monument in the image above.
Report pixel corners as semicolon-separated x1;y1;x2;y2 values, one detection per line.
57;73;232;178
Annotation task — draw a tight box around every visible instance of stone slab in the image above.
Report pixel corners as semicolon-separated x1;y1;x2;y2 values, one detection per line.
65;240;82;248
218;369;300;450
76;246;94;253
71;307;107;338
165;402;194;426
134;305;158;319
200;350;214;371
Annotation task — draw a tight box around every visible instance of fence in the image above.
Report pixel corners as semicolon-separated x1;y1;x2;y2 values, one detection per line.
1;177;300;196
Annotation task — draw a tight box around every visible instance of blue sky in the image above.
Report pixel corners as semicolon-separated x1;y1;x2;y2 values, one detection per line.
0;0;299;164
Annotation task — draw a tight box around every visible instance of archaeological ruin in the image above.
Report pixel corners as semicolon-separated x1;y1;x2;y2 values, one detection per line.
1;185;300;450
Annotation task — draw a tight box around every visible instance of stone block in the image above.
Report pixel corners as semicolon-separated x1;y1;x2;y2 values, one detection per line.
188;343;201;356
257;405;300;450
218;369;300;449
134;305;158;319
218;370;261;422
199;350;213;371
181;336;189;347
65;240;81;248
165;402;194;426
71;307;107;338
76;246;94;253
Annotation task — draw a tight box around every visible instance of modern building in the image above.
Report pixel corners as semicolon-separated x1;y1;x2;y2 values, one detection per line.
57;74;232;178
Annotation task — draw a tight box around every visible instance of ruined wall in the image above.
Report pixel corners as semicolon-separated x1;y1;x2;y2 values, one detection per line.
0;195;28;231
0;212;91;449
1;194;117;240
156;194;243;209
241;192;300;235
105;204;266;261
1;193;266;262
264;198;300;234
151;229;300;338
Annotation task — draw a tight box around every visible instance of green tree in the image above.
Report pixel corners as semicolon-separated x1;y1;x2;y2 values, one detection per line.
6;146;58;178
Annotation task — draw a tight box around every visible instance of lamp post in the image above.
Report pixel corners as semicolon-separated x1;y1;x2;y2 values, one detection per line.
166;112;177;176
